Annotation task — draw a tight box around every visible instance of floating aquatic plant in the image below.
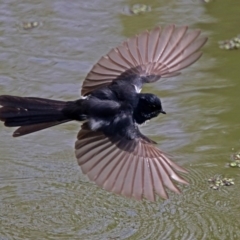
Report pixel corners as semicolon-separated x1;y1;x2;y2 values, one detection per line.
218;35;240;50
123;4;152;16
22;21;40;30
122;4;151;15
130;4;151;15
208;175;234;190
228;152;240;168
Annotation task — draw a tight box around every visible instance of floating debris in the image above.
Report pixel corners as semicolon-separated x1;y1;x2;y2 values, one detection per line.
22;21;41;30
208;175;234;190
233;152;240;160
228;152;240;167
123;4;151;15
218;34;240;50
229;160;240;168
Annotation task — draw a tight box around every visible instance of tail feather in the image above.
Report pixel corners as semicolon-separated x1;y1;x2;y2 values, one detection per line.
12;121;70;137
0;107;67;126
0;95;66;109
0;95;72;137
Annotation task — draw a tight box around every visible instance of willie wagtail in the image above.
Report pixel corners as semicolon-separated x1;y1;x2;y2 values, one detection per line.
0;25;207;201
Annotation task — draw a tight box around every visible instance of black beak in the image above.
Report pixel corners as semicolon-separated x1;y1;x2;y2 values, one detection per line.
161;110;166;114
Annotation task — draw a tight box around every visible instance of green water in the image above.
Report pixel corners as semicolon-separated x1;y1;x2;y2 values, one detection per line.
0;0;240;239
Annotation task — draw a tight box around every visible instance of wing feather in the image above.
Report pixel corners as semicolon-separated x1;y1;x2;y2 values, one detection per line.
132;156;144;200
81;25;207;95
75;123;188;201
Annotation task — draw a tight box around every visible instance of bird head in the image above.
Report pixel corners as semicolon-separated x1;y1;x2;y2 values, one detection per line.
134;93;165;124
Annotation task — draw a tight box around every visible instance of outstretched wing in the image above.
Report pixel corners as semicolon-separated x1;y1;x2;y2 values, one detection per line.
75;123;188;201
81;25;207;96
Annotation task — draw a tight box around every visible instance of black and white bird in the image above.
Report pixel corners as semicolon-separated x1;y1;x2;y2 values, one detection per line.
0;25;207;201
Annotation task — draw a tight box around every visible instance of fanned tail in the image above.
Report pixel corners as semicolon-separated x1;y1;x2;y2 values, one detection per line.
0;95;71;137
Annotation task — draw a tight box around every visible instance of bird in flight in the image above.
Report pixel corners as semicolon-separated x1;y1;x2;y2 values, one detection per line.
0;25;207;201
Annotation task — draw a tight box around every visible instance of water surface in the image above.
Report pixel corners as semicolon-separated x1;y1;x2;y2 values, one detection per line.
1;0;240;239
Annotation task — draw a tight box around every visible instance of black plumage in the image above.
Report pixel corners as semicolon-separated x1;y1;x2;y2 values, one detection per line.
0;25;207;201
